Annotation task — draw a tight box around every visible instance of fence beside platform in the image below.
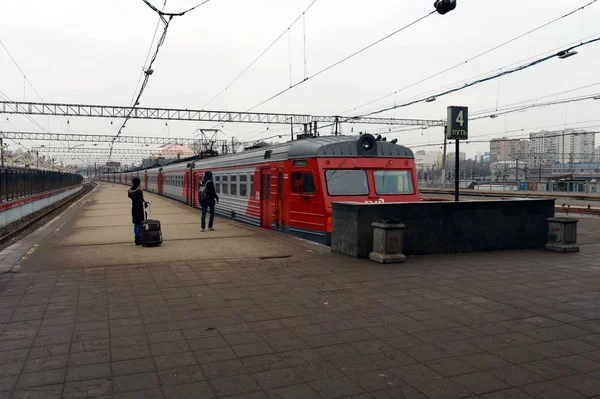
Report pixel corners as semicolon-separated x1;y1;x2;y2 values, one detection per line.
0;168;83;203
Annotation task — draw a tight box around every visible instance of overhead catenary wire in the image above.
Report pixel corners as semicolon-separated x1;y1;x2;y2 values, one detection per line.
469;81;600;117
269;31;600;138
129;0;169;108
359;32;600;117
0;39;73;149
200;0;319;110
0;91;46;134
246;9;438;112
141;0;212;16
470;93;600;120
365;108;600;143
361;36;600;117
0;39;45;102
341;0;599;116
0;90;63;157
109;0;212;160
410;129;600;150
394;118;600;151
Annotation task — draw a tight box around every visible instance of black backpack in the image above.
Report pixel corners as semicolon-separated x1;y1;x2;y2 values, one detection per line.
198;181;209;201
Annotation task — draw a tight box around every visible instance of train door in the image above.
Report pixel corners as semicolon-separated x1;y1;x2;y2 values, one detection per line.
157;172;163;196
269;166;284;231
260;167;271;228
189;171;197;208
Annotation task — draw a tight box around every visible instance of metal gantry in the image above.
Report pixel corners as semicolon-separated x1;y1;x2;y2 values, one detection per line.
1;131;209;145
51;155;149;162
0;100;445;127
32;146;189;155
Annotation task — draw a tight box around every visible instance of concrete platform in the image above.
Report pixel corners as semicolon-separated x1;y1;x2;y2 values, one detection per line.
0;183;600;398
7;184;318;272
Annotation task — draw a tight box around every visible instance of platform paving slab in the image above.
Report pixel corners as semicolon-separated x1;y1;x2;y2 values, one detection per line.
0;183;600;397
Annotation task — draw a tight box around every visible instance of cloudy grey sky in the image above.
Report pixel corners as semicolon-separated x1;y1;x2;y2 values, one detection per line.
2;0;600;165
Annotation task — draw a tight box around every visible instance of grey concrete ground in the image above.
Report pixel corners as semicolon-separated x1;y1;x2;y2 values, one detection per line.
1;183;600;398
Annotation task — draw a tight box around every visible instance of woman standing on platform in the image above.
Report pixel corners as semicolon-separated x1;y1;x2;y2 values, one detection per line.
128;177;145;245
199;171;219;232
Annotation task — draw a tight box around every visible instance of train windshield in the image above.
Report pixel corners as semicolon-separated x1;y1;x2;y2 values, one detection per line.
374;170;414;195
325;170;369;196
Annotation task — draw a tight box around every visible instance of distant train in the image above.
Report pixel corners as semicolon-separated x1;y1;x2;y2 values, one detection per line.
101;134;420;245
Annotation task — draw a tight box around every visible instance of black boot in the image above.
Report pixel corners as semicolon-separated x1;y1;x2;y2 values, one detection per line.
135;237;142;246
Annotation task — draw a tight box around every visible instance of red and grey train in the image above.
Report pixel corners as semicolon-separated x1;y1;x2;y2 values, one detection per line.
101;134;420;245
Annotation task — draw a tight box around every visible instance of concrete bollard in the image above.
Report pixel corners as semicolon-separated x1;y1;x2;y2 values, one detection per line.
545;217;579;253
369;219;407;264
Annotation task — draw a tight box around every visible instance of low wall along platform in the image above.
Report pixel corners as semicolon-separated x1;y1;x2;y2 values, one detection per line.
0;185;83;228
331;198;555;258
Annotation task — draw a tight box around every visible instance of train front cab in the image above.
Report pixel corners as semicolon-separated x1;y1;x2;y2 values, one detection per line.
278;135;419;245
276;159;417;245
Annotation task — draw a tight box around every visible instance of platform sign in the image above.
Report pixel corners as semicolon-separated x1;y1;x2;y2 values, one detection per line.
446;106;468;140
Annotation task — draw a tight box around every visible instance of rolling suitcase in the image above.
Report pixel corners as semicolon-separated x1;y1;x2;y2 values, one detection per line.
141;202;163;247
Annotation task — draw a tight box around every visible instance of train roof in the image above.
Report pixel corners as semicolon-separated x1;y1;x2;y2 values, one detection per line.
287;135;413;158
115;134;414;174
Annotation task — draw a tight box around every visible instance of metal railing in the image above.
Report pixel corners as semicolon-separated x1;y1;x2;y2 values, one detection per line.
0;168;83;203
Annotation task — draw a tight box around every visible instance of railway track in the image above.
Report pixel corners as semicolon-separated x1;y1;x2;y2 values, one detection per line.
420;188;600;201
0;182;96;252
420;188;600;217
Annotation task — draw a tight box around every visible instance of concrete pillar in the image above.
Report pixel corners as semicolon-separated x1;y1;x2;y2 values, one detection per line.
545;217;579;253
369;219;407;264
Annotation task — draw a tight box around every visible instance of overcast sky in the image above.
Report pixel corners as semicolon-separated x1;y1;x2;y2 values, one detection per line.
2;0;600;165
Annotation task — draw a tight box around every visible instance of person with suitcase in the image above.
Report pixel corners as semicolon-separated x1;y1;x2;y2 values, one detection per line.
199;171;219;232
127;177;145;246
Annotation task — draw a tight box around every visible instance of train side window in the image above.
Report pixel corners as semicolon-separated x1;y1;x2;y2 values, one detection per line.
240;175;247;197
250;174;254;199
291;172;316;195
222;175;228;195
231;175;237;196
292;173;302;193
302;173;316;194
215;175;221;194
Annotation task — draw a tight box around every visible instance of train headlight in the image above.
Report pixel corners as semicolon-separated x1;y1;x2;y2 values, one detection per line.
360;135;375;151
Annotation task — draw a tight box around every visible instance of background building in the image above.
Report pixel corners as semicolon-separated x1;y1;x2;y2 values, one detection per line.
490;138;529;163
414;150;443;169
529;129;595;164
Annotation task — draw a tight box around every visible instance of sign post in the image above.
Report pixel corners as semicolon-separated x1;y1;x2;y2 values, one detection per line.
446;106;468;202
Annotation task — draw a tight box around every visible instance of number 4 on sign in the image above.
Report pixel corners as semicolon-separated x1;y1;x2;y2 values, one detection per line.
456;111;464;127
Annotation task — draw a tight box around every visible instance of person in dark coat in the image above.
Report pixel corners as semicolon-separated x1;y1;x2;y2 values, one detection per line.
128;177;145;245
199;171;219;232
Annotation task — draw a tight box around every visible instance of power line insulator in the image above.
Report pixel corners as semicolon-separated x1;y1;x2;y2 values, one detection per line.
434;0;457;15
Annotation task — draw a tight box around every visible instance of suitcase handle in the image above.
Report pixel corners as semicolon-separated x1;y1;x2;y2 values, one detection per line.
144;202;151;221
